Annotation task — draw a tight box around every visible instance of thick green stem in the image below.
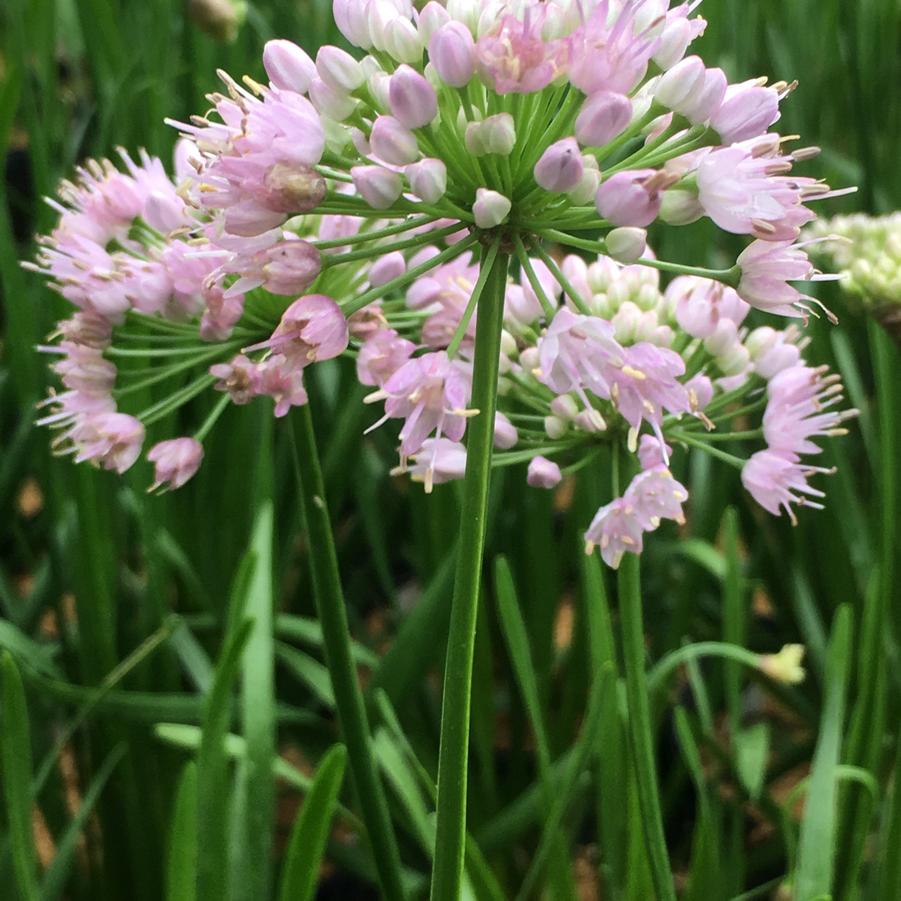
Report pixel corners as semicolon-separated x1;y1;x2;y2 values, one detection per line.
290;405;407;901
618;553;676;901
430;250;510;901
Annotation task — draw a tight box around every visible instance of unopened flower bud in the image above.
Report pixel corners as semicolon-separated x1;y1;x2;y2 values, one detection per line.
352;165;404;209
370;115;420;165
606;227;647;263
446;0;480;33
711;80;781;144
655;55;706;111
528;456;563;489
494;412;519;449
309;77;357;121
534;138;584;192
519;347;540;372
385;17;423;62
653;17;694;69
759;644;806;685
148;438;204;491
575;408;606;433
544;415;568;439
333;0;372;48
316;46;365;93
263;40;316;92
575;91;633;146
465;113;515;156
419;2;450;43
550;394;579;420
682;67;726;123
567;165;601;205
406;158;447;203
660;189;703;225
261;240;322;295
596;170;662;228
429;21;477;87
473;188;511;228
389;65;438;128
368;251;406;288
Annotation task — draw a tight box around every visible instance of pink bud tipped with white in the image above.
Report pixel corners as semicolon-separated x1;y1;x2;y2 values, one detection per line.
263;40;316;92
148;437;204;491
575;91;632;147
429;21;477;87
595;171;662;228
711;80;781;144
406;158;447;203
370;115;420;165
534;138;584;192
389;65;438;128
473;188;511;228
352;165;404;209
316;46;365;93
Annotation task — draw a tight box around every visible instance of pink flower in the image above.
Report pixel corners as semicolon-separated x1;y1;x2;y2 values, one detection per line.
696;147;818;241
253;354;309;416
248;295;348;366
670;276;750;339
200;285;245;342
745;326;803;379
567;2;659;96
380;351;473;456
476;11;563;95
585;498;645;569
606;343;690;438
537;308;623;397
741;449;830;524
211;354;259;404
763;365;853;456
220;233;322;297
356;328;416;387
168;75;325;236
625;467;688;530
148;437;204;491
637;434;672;471
406;437;467;492
71;412;145;473
736;240;833;320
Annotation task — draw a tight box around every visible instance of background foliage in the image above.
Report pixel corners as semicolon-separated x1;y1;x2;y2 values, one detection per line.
0;0;899;898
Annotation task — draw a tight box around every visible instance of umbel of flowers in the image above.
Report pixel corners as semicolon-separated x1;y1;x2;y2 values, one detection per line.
29;0;852;554
25;3;857;900
807;213;901;342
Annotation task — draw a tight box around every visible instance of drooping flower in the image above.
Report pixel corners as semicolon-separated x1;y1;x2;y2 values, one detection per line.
148;438;205;491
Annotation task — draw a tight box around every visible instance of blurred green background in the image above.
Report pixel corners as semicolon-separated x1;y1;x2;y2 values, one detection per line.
1;1;899;899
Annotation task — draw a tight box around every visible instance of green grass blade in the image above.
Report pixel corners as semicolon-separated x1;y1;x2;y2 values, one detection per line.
239;495;276;901
794;604;853;900
493;556;577;901
277;744;348;901
166;763;199;901
195;620;253;901
1;651;40;901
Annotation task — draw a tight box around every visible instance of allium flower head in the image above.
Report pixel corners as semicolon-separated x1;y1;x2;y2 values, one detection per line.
25;0;855;554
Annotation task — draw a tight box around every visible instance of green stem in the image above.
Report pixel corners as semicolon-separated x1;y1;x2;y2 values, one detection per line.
618;552;676;901
290;405;407;901
430;251;510;901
